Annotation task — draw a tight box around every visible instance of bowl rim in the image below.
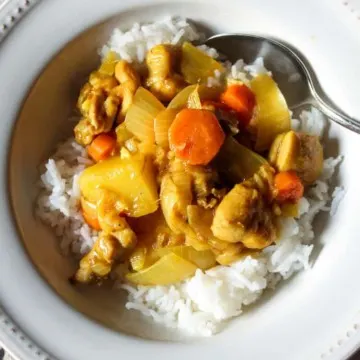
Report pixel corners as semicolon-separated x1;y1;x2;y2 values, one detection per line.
0;2;54;358
1;0;360;359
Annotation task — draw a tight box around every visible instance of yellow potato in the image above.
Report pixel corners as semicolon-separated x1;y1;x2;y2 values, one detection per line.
180;42;224;85
250;74;291;151
154;246;216;270
126;252;197;285
79;154;158;217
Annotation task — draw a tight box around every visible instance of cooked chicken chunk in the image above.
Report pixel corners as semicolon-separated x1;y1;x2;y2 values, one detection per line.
115;60;140;93
75;83;120;145
211;165;278;249
89;71;118;93
72;232;119;283
160;172;209;250
145;44;185;101
190;166;212;198
73;189;137;284
74;60;140;145
167;157;225;209
215;243;244;265
241;226;275;250
269;130;323;184
211;184;258;242
97;190;136;249
160;172;192;234
74;118;97;146
187;205;216;243
73;228;135;284
114;60;140;122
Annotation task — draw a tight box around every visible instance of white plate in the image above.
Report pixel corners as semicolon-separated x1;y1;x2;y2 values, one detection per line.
1;0;360;359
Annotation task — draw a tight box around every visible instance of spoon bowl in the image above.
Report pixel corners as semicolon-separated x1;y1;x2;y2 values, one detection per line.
205;34;360;133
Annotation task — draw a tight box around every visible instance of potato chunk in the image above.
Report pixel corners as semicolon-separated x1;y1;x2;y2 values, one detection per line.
269;130;323;184
79;153;158;217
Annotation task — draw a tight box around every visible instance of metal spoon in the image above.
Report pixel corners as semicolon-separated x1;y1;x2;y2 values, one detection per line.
205;34;360;134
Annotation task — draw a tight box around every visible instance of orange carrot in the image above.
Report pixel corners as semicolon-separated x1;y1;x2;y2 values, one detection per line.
220;84;256;126
274;171;304;203
87;133;116;162
169;108;225;165
81;197;101;231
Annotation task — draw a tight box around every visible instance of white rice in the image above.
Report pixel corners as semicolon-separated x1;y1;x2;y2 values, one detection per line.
36;17;343;337
36;139;97;256
291;107;327;137
101;16;202;62
330;186;346;216
119;154;340;336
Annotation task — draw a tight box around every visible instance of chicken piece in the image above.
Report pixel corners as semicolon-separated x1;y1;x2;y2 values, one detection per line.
187;205;217;243
186;205;247;265
248;164;276;202
89;71;118;93
211;183;277;249
97;190;136;249
77;83;92;116
167;157;224;209
211;162;279;249
77;73;118;116
72;190;137;284
77;87;105;118
112;228;137;249
211;184;259;242
160;172;209;250
72;232;120;284
241;226;275;250
115;60;140;93
74;62;139;146
186;204;243;258
74;118;96;146
269;130;323;184
155;229;186;249
154;146;168;183
87;89;112;128
188;165;225;209
190;166;217;198
160;172;192;234
93;233;120;262
147;75;185;102
114;60;140;122
75;87;120;145
145;44;185;101
215;243;244;265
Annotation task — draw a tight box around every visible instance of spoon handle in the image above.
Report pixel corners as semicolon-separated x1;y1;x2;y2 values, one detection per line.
293;95;360;134
312;94;360;134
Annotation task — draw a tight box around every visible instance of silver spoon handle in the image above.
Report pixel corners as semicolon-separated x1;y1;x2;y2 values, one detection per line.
292;95;360;134
311;94;360;134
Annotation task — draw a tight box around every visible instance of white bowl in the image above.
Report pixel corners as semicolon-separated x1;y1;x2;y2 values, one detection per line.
1;0;360;359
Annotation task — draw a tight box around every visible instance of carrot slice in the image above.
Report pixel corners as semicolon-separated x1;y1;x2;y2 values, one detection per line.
220;84;256;126
81;197;101;231
274;171;304;203
87;134;116;162
169;108;225;165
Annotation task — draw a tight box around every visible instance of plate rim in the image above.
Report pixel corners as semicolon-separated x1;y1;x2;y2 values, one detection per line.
0;0;54;357
1;1;360;359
